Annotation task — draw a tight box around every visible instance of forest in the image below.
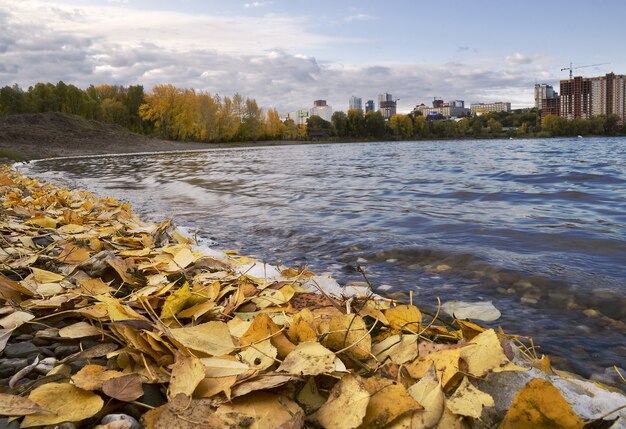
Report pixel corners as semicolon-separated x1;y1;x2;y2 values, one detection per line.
1;82;625;143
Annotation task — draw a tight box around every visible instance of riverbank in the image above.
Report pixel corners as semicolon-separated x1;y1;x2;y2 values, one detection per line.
1;166;625;428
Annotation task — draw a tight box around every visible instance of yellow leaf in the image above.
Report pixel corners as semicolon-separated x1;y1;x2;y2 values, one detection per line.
170;321;235;356
499;378;585;429
297;377;327;414
173;247;196;268
25;215;57;228
0;393;43;415
168;354;205;398
31;267;64;283
405;347;464;390
57;224;85;234
71;365;125;391
0;311;35;329
240;313;277;345
446;376;494;418
385;304;422;332
309;374;370;429
230;374;296;400
161;282;191;319
215;392;304;429
288;317;318;344
460;329;526;377
78;278;113;295
200;356;250;377
21;383;104;427
58;321;102;339
403;367;445;429
278;342;336;376
57;243;91;265
177;300;215;320
322;314;371;360
98;295;147;322
362;375;423;428
240;339;277;370
372;334;418;365
195;376;237;399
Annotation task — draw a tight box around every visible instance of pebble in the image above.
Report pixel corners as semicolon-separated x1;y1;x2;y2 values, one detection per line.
0;358;29;377
583;309;601;318
13;334;33;342
3;342;39;359
0;417;21;429
54;344;80;358
35;357;57;374
31;337;52;347
99;414;141;429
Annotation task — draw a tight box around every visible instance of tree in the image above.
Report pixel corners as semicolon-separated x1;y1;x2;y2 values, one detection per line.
100;98;130;126
364;111;386;139
541;114;568;136
282;118;299;140
389;114;413;139
0;84;25;115
347;109;365;138
487;118;502;134
331;111;348;137
240;98;264;142
306;115;332;139
264;108;284;140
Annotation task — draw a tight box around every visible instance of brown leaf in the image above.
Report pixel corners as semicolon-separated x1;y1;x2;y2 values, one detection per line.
102;373;144;402
309;374;370;429
59;342;119;364
58;321;102;339
322;314;371;360
0;393;43;416
362;375;423;428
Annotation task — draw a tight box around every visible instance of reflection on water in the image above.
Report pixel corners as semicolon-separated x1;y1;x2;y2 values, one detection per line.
23;137;626;377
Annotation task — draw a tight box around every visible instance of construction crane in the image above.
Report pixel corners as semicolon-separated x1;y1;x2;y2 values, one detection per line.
561;62;610;79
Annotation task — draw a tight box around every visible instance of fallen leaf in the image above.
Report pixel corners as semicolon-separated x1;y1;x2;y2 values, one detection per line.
31;267;65;283
59;342;119;364
446;376;494;418
240;339;277;370
58;321;102;339
0;328;13;353
200;356;251;377
499;378;585;429
461;329;526;377
322;314;371;360
25;215;57;229
71;364;124;391
309;374;370;429
278;341;336;375
21;382;104;427
161;282;191;319
215;392;304;429
385;304;422;332
194;376;237;399
442;300;501;322
405;347;463;390
362;375;423;428
230;374;296;400
404;367;445;428
169;321;235;356
0;310;35;329
297;377;326;414
0;393;43;416
102;373;144;402
372;334;418;365
57;243;91;265
168;354;205;398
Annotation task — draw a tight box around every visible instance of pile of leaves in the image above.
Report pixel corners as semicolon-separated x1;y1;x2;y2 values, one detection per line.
0;166;621;428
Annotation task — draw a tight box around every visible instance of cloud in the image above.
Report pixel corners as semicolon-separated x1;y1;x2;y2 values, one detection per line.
244;1;274;8
505;52;532;66
0;1;551;111
344;13;377;22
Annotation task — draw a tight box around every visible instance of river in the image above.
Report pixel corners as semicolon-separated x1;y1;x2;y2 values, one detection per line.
22;137;626;378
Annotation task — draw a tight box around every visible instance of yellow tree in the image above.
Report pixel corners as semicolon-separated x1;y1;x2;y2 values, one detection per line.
264;108;284;140
139;84;180;138
389;114;414;139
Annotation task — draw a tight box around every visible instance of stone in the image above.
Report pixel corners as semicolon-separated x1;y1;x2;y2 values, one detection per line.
0;417;21;429
35;357;57;374
0;358;29;377
100;414;141;429
3;342;39;358
31;337;51;347
13;334;33;341
54;344;80;358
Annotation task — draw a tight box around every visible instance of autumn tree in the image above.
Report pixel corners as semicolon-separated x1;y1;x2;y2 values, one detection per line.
265;108;284;140
389;114;413;139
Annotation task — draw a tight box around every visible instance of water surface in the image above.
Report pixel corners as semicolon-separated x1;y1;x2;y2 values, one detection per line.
23;137;626;377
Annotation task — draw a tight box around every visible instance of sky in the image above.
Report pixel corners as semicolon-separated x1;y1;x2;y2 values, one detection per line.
1;0;625;113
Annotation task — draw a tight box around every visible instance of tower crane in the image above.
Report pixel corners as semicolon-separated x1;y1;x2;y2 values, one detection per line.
561;62;610;79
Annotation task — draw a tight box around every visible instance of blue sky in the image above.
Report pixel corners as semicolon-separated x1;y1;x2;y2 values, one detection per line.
1;0;624;112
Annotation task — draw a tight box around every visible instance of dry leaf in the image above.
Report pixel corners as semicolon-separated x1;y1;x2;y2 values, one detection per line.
25;215;57;229
461;329;526;377
403;367;445;428
102;373;144;402
230;374;296;400
442;300;501;321
446;376;494;418
168;354;205;398
161;282;191;319
58;321;102;339
31;267;65;283
240;339;277;370
21;382;104;427
195;376;237;399
71;364;124;391
169;321;235;356
200;356;251;378
0;310;35;329
322;314;371;360
385;304;422;332
0;393;43;416
499;378;585;429
405;347;463;390
297;377;326;414
362;375;423;428
309;374;370;429
215;392;304;429
372;334;418;365
277;341;336;375
57;243;91;265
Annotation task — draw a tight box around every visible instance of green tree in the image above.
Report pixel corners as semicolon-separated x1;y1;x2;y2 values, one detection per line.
306;115;332;139
487;118;502;134
0;84;25;115
364;111;386;139
100;98;130;126
347;108;365;137
331;111;348;137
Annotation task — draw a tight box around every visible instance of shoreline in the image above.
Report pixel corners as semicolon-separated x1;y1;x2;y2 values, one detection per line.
1;166;625;428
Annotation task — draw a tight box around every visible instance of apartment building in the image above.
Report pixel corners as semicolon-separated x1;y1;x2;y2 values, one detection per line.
560;73;626;123
470;102;511;115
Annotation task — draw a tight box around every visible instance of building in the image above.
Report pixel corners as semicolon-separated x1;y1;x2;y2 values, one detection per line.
560;73;626;124
541;98;560;119
470;102;511;115
310;100;333;122
413;99;469;118
378;93;397;120
534;84;558;109
285;109;310;126
365;100;375;113
349;96;363;111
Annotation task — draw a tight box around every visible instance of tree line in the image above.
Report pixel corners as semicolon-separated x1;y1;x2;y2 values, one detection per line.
1;82;625;142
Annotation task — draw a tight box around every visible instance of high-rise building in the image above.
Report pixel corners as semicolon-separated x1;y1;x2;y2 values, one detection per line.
377;93;397;120
413;100;469;118
310;100;333;122
365;100;375;113
313;100;327;107
560;73;626;124
349;96;363;111
535;84;558;109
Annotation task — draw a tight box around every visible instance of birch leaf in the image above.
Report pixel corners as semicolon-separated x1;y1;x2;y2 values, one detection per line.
215;392;304;429
446;376;494;418
170;321;235;356
385;304;422;332
461;329;526;377
31;267;64;283
59;321;102;339
362;375;423;428
102;373;144;402
0;393;43;416
309;374;370;429
372;334;418;365
21;383;104;427
277;342;336;375
168;354;205;398
322;314;371;360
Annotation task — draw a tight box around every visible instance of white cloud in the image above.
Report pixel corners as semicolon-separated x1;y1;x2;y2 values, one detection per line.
0;1;554;112
244;1;274;8
344;13;376;22
505;52;532;66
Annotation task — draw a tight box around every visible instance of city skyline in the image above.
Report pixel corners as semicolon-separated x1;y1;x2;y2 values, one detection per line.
1;0;624;113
